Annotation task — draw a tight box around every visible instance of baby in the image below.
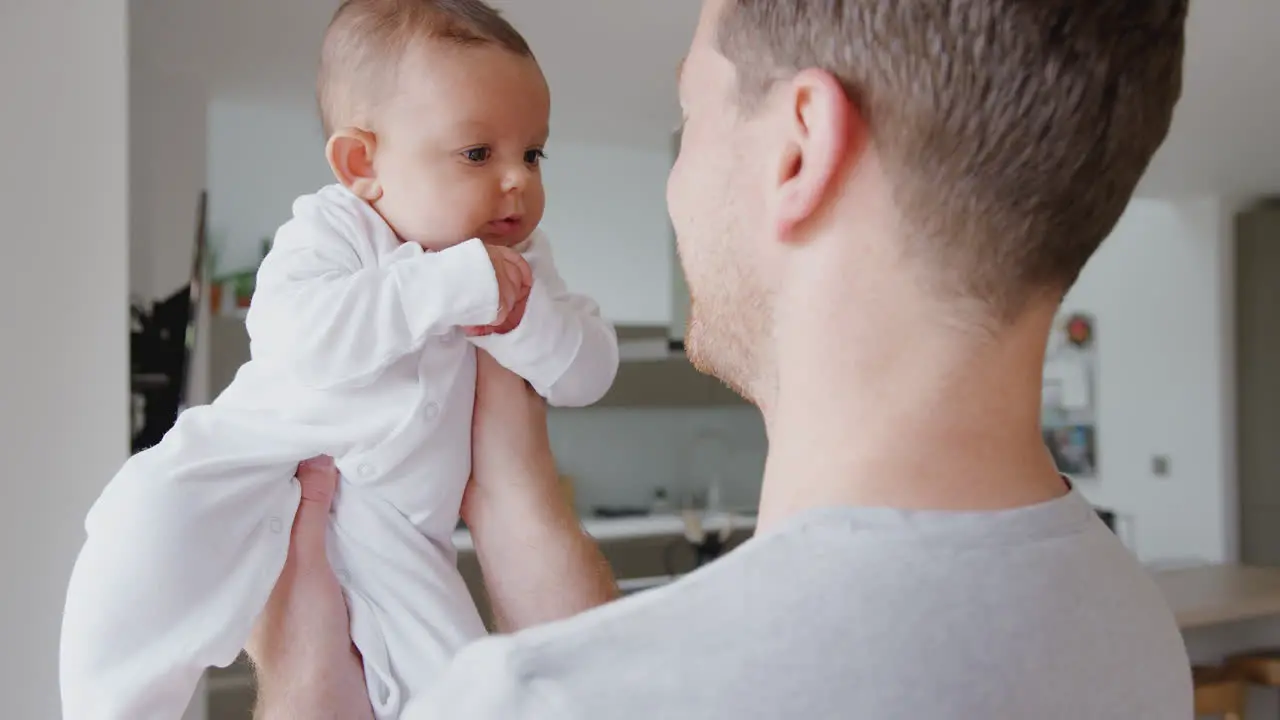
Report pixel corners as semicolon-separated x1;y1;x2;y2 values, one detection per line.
60;1;618;718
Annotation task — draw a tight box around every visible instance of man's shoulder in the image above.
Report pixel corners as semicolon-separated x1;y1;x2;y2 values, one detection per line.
405;520;871;718
412;500;1191;718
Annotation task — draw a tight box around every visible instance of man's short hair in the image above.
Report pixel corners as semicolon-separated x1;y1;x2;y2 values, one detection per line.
716;1;1189;318
318;0;533;137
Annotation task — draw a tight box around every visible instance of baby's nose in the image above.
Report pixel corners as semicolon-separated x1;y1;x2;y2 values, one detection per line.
501;164;532;193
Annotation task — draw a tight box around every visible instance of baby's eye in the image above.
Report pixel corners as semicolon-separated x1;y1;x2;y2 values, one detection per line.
524;148;547;166
463;147;491;163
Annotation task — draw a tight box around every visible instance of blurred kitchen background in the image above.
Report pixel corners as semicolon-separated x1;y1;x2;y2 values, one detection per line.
115;3;1280;715
10;0;1280;718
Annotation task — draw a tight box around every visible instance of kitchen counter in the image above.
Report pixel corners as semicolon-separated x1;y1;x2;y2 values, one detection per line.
1153;564;1280;630
452;512;758;552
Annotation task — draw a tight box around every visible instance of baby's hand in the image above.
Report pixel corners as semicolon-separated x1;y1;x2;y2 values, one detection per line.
466;244;533;337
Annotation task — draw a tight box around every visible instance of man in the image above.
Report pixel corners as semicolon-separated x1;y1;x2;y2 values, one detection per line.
250;0;1193;717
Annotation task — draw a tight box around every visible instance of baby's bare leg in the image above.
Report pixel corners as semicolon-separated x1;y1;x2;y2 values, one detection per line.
248;458;374;720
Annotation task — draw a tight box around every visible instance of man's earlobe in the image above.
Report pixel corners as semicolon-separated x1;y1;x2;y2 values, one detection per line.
775;69;860;239
326;128;381;202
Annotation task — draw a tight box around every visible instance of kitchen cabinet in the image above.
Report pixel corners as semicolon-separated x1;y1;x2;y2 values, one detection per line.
596;128;747;408
596;325;747;408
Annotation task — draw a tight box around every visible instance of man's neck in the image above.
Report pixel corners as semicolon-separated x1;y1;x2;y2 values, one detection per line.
755;296;1068;533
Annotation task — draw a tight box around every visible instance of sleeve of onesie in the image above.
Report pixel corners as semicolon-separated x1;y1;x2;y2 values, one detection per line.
247;199;501;391
468;230;620;407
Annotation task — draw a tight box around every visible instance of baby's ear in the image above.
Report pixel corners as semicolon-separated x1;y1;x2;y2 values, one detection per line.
325;127;381;202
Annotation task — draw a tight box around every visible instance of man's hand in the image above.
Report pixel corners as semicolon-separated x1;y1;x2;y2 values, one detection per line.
246;457;373;720
466;244;533;337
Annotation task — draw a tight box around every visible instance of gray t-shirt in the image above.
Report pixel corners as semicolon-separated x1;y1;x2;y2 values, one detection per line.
405;490;1191;719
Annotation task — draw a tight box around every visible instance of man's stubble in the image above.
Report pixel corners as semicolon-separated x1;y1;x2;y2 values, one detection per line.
678;175;775;409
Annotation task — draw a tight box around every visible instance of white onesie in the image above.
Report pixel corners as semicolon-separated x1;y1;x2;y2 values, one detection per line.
59;184;619;720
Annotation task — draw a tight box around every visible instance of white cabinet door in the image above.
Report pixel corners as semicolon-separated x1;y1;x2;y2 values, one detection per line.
540;141;675;325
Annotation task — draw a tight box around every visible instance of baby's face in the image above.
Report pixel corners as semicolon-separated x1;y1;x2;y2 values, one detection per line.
372;43;550;250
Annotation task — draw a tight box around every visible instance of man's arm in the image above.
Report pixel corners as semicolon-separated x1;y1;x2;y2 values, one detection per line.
249;215;503;391
468;231;620;409
463;349;619;630
464;483;618;632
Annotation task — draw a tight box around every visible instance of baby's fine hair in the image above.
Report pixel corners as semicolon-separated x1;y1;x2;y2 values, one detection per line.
317;0;534;136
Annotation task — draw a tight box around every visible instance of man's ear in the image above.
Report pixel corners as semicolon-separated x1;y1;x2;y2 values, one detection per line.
326;127;381;202
773;69;863;240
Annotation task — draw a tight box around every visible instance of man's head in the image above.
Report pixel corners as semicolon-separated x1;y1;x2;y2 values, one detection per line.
669;0;1187;404
319;0;549;250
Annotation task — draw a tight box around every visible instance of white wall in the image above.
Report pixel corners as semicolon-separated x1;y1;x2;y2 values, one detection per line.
0;2;130;716
206;99;332;276
1065;197;1236;565
206;99;674;324
539;141;673;324
130;55;208;301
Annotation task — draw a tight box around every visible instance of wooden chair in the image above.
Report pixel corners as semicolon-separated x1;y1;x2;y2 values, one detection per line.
1195;664;1247;720
1230;649;1280;718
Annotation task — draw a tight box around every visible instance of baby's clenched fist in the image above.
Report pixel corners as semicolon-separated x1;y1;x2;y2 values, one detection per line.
466;244;533;337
